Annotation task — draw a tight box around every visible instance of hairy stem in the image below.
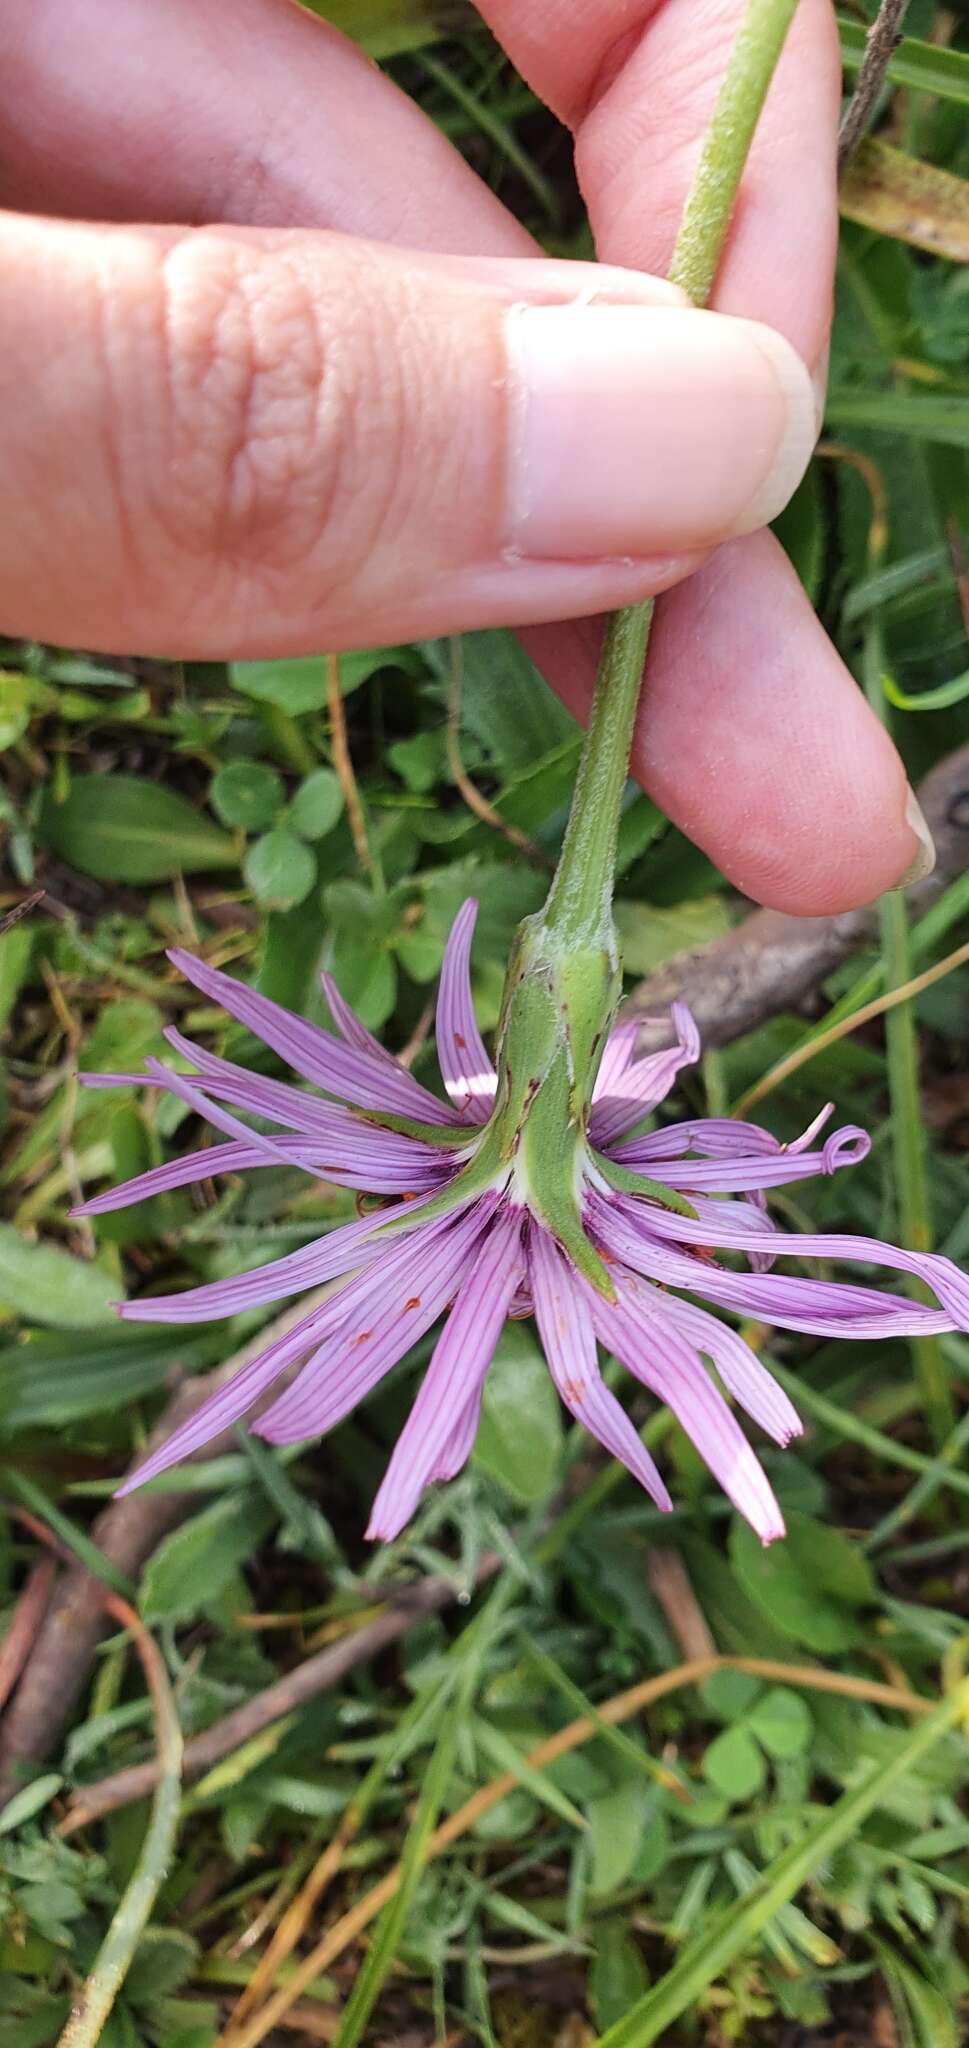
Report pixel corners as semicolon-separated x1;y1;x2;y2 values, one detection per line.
543;0;801;951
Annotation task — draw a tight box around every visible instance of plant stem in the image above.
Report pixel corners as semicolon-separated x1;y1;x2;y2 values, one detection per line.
542;0;801;950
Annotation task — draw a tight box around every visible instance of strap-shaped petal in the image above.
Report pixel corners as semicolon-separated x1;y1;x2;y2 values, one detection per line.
434;899;497;1123
530;1226;672;1513
366;1206;523;1539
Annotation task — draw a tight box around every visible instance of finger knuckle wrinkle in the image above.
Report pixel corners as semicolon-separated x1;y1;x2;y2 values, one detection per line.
156;234;359;575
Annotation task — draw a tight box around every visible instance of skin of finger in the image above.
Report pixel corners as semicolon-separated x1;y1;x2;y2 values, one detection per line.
523;532;915;914
477;0;841;366
1;0;531;253
2;0;914;910
0;216;714;654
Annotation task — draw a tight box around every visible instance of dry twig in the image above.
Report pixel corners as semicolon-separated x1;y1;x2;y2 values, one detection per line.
839;0;911;172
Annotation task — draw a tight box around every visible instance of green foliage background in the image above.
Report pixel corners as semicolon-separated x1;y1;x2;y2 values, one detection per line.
1;4;969;2043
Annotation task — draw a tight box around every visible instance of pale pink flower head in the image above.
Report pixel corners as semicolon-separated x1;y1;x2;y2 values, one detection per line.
76;902;969;1545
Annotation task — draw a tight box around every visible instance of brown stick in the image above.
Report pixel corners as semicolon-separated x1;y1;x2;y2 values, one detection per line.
624;741;969;1055
0;1557;57;1711
3;741;967;1797
839;0;912;172
60;1556;498;1832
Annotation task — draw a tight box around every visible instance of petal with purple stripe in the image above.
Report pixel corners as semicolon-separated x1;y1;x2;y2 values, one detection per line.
606;1194;969;1329
529;1226;673;1513
434;900;497;1123
116;1193;442;1325
115;1293;349;1494
589;1194;958;1340
587;1277;785;1544
656;1294;802;1445
167;948;458;1123
589;1003;700;1148
366;1206;523;1539
254;1201;495;1445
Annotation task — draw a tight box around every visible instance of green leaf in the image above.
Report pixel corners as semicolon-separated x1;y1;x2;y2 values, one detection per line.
589;1920;650;2033
123;1927;200;2006
838;15;969;107
0;1326;218;1435
875;1941;958;2048
0;670;46;750
592;1679;969;2046
289;767;344;840
472;1325;563;1504
428;629;576;771
0;1226;117;1327
587;1784;648;1894
210;760;284;830
825;388;969;452
140;1493;275;1621
883;665;969;714
729;1512;874;1653
699;1670;762;1721
243;828;317;910
772;464;825;601
613;894;731;976
0;1775;64;1837
228;656;328;713
0;923;34;1036
747;1687;813;1761
38;775;237;881
701;1726;766;1804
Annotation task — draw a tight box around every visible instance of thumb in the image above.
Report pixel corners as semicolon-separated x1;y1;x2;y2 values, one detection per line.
1;214;817;656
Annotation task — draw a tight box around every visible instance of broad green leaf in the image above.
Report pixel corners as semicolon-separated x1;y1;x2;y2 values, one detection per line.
699;1670;762;1721
729;1512;874;1653
701;1726;766;1804
614;894;731;976
140;1493;275;1620
0;669;46;750
289;767;344;840
472;1325;563;1503
0;1226;117;1328
590;1921;650;2033
0;923;34;1036
38;775;237;881
243;827;317;909
587;1784;648;1894
210;759;284;830
747;1687;813;1761
123;1927;199;2006
229;656;328;713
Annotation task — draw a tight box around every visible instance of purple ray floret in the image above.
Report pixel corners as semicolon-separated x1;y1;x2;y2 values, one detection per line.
75;902;969;1544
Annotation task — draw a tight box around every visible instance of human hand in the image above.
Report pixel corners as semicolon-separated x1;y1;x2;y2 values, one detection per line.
1;0;932;911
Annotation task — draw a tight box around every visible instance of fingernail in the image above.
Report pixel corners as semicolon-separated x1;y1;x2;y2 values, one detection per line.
895;787;936;888
505;305;817;559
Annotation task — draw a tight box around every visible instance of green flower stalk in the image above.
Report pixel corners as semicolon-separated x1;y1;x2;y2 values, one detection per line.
485;0;804;1296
